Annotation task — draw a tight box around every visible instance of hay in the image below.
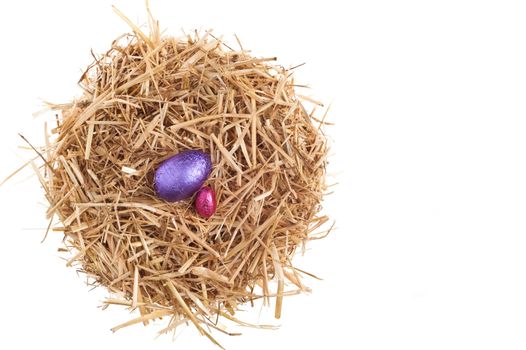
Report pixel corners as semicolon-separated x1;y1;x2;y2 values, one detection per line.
34;7;330;347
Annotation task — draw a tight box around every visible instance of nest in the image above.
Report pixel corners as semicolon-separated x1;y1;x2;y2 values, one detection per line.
36;9;330;347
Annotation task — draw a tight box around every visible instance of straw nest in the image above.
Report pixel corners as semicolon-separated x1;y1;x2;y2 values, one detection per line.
36;9;330;347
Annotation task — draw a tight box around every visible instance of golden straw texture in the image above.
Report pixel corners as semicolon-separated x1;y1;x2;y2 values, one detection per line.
38;10;330;347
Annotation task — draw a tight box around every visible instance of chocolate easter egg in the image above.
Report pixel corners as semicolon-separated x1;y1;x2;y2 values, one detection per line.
195;186;217;218
154;150;212;202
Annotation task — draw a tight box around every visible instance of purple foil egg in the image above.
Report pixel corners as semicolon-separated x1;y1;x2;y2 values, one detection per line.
195;186;217;218
154;150;212;202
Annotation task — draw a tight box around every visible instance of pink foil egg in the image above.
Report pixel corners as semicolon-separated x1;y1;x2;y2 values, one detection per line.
195;186;217;218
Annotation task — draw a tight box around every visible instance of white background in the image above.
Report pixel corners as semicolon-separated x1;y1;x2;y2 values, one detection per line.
1;0;526;349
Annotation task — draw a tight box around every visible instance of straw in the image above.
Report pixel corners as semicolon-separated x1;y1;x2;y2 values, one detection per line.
28;6;330;348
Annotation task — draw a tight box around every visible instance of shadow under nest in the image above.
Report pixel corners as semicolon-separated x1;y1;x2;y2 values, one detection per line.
39;14;330;347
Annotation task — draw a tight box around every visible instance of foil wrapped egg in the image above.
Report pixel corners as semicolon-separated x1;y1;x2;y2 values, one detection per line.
154;150;212;202
195;186;217;218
